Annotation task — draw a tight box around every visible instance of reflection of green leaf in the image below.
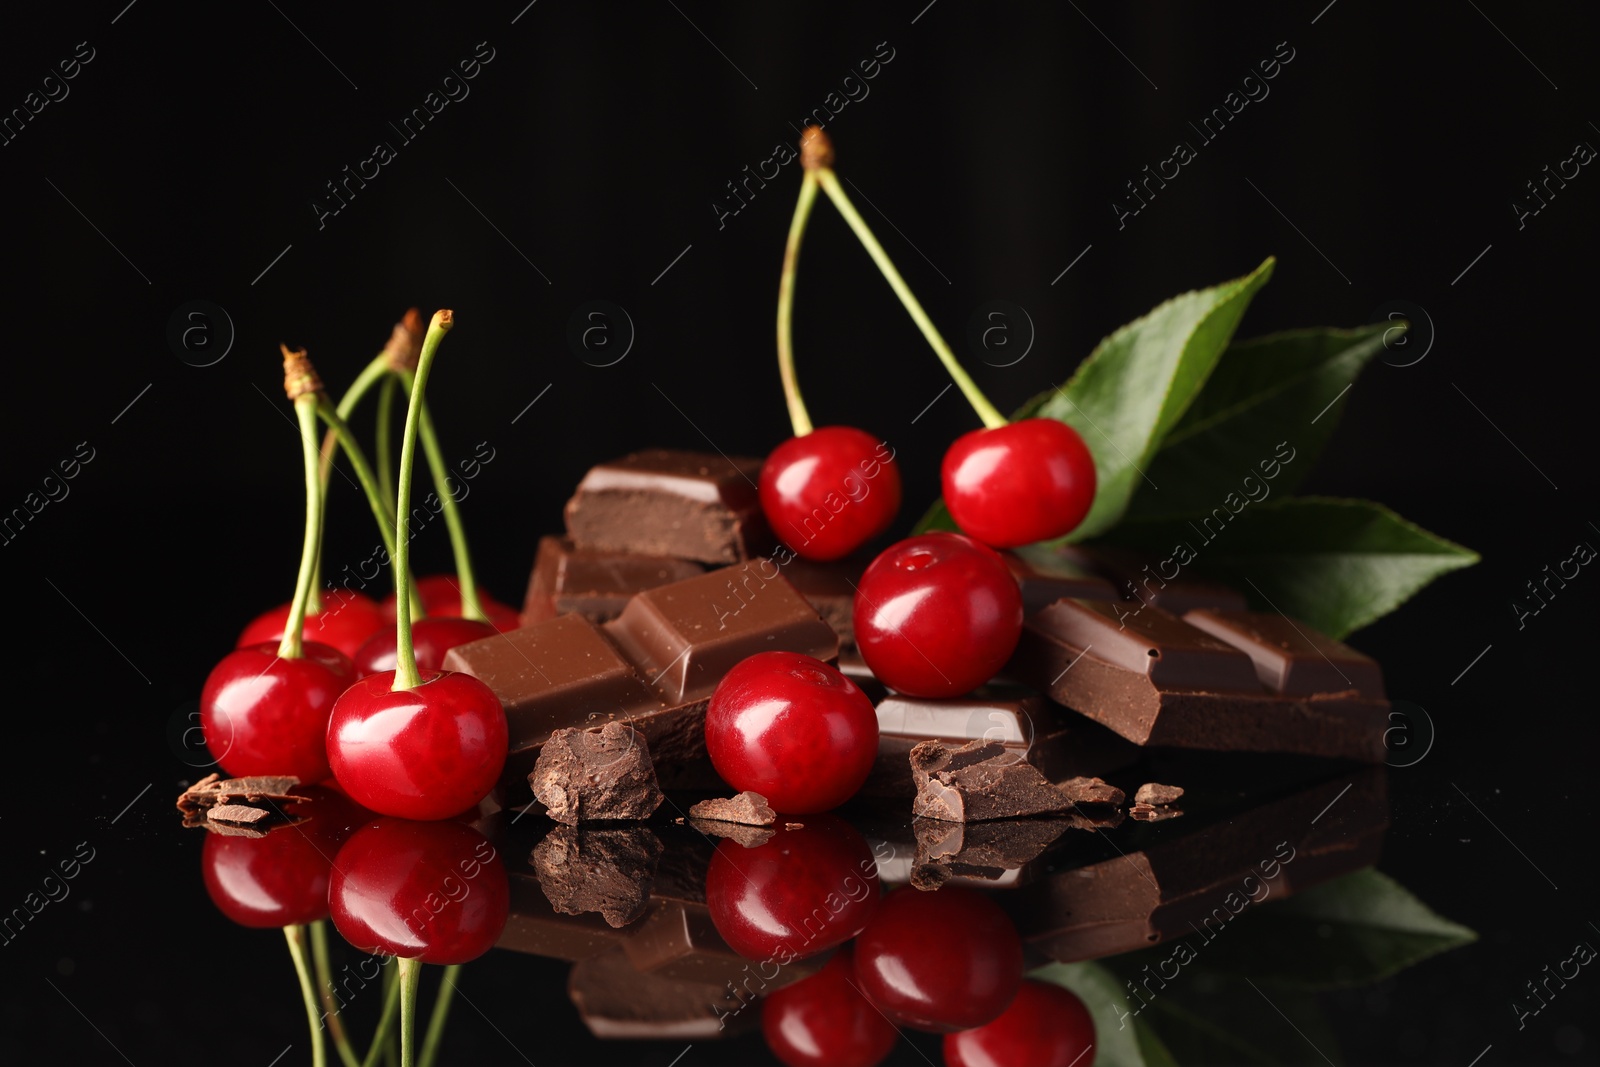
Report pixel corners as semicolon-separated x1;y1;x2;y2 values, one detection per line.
1128;324;1393;519
1104;497;1479;637
1033;961;1178;1067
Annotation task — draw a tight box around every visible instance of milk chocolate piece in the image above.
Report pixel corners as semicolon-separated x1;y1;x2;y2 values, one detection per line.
564;449;770;564
531;722;664;825
687;792;776;827
1135;782;1184;806
1059;776;1126;807
532;824;661;927
1004;545;1118;615
522;536;705;625
1010;598;1388;762
910;740;1074;822
569;947;755;1040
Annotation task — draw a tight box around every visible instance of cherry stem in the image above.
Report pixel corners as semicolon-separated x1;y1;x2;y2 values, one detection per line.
417;964;460;1067
392;310;454;691
397;956;422;1067
375;375;399;518
278;395;325;660
361;959;400;1067
284;925;329;1067
814;167;1008;429
310;921;362;1067
392;372;487;621
777;169;822;437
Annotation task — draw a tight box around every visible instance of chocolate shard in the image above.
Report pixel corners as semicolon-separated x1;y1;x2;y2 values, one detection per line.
687;792;776;827
1059;776;1126;807
532;825;662;928
910;739;1074;822
564;449;770;565
531;722;664;825
1135;782;1185;806
206;803;274;827
569;947;756;1040
176;773;307;815
521;536;705;626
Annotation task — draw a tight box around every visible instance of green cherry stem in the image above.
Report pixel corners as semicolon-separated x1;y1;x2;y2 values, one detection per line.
391;310;454;691
396;957;423;1067
375;375;399;518
277;350;328;661
310;921;362;1067
284;925;329;1067
810;153;1007;430
777;167;822;437
417;965;460;1067
362;959;401;1067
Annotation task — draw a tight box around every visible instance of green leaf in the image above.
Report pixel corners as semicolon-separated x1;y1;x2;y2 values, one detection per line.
913;258;1277;539
1102;496;1479;637
1138;978;1344;1065
1032;961;1178;1067
1127;324;1395;519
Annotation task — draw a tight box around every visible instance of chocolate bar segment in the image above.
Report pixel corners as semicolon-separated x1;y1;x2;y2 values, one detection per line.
779;557;861;650
522;536;705;625
564;449;770;564
1183;608;1386;697
1062;544;1249;613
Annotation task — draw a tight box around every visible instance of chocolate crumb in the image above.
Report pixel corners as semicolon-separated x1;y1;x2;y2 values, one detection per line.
911;740;1073;822
1129;802;1184;822
1059;776;1126;807
785;822;805;830
532;825;662;928
1134;782;1184;806
531;721;664;825
686;791;776;827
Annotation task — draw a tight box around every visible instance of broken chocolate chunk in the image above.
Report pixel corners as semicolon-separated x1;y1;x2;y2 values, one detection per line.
531;721;664;825
1059;776;1126;807
686;792;776;827
532;825;662;928
910;739;1074;822
175;773;307;815
1134;782;1185;806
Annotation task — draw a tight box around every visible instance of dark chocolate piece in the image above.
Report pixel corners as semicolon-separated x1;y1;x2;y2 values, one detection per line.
1059;776;1126;807
568;947;755;1040
687;792;776;827
176;773;307;815
910;817;1076;890
1061;544;1249;613
1004;545;1118;615
531;722;664;825
522;536;704;625
779;557;861;649
910;740;1073;822
1135;782;1185;806
206;803;273;828
564;449;769;564
1010;599;1389;762
532;825;661;928
1182;608;1386;697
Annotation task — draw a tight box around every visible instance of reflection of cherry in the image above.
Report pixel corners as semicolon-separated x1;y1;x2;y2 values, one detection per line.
201;641;354;781
237;589;387;660
705;652;877;813
351;616;496;677
705;814;879;962
942;418;1097;549
200;786;364;928
759;428;901;561
943;980;1097;1067
854;886;1023;1032
762;947;897;1067
383;576;519;632
328;818;508;964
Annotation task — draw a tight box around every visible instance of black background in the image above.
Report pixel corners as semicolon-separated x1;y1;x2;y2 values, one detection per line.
2;2;1598;1064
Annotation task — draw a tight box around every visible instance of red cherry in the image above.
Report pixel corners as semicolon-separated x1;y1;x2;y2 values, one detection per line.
944;980;1097;1067
759;427;902;561
704;814;880;962
705;652;878;813
327;669;507;821
238;590;387;659
853;886;1023;1032
328;817;509;963
200;641;355;781
382;576;519;631
942;419;1096;548
853;533;1023;698
762;947;897;1067
351;616;497;677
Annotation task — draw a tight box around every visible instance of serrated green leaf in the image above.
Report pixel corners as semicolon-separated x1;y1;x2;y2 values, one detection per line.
1127;324;1395;519
1021;257;1276;541
1032;961;1179;1067
1102;496;1479;637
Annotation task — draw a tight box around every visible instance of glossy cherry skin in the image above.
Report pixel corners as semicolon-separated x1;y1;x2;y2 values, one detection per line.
199;786;366;928
853;533;1023;699
329;817;509;963
944;980;1097;1067
759;427;902;561
854;886;1023;1032
200;641;355;782
942;418;1096;549
237;589;387;659
382;576;519;632
705;814;880;963
705;652;878;813
351;616;497;677
327;669;507;821
762;947;897;1067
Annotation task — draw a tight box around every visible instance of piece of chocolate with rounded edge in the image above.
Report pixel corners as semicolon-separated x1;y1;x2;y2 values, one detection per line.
564;449;770;565
522;535;706;626
531;721;664;825
1182;608;1386;698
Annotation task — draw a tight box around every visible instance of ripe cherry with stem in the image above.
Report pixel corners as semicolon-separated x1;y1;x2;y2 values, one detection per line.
759;128;903;562
807;129;1097;548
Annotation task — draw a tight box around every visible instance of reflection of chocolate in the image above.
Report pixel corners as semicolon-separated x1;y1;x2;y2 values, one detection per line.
568;947;755;1040
1129;803;1183;822
564;449;769;564
687;792;776;827
910;818;1077;890
910;740;1073;822
531;722;663;825
522;536;704;625
686;820;774;848
532;825;661;928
